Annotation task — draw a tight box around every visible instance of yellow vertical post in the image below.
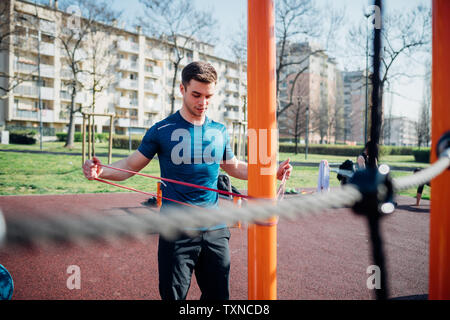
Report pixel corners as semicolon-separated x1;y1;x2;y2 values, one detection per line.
247;0;277;300
430;0;450;300
87;114;92;160
82;114;86;165
108;115;113;164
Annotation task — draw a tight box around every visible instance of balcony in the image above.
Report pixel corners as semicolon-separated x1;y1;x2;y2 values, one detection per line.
116;97;138;108
118;59;139;72
115;118;138;127
13;108;54;122
116;118;130;127
40;87;54;100
60;90;71;101
117;79;138;90
147;48;165;60
13;109;38;120
13;85;54;100
60;91;87;104
225;68;239;79
15;37;55;56
144;66;162;78
41;109;54;122
60;69;73;79
14;63;54;78
40;64;55;78
41;20;56;35
117;40;139;54
225;83;239;92
224;96;240;107
144;82;162;94
144;103;161;114
40;42;55;56
224;111;241;121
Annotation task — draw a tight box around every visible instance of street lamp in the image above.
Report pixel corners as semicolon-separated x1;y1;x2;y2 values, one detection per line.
364;11;371;146
305;104;309;160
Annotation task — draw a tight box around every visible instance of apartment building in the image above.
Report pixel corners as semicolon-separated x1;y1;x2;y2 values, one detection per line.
342;70;368;145
383;116;418;147
0;0;247;138
277;41;343;144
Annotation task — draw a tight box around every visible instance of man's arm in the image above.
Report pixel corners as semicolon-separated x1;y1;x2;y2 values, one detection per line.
220;157;292;181
220;157;248;180
82;150;150;181
357;155;366;169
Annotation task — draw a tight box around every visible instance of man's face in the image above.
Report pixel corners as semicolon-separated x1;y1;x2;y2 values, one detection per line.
180;79;215;118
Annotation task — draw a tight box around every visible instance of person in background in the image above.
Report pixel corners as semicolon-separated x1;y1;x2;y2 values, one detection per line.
413;168;430;206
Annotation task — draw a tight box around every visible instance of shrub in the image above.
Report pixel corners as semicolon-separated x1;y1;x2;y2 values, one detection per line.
112;135;143;150
9;130;37;145
279;143;415;157
56;132;109;142
412;148;430;163
279;143;364;156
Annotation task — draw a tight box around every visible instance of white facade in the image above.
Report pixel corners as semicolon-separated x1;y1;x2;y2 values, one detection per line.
383;116;418;147
0;0;247;136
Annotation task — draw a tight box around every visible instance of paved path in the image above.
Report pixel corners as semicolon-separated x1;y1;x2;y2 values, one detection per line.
0;192;429;300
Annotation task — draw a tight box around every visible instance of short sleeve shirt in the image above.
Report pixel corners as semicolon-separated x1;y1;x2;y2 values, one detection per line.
138;111;235;210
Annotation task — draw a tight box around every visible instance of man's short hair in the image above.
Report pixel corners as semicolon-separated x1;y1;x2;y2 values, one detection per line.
182;61;217;87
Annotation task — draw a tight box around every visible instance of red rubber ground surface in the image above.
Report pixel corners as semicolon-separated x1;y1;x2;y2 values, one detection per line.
0;192;429;300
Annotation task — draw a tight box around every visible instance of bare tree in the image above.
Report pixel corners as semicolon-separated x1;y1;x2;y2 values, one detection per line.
347;4;431;135
275;0;320;117
58;0;120;148
416;59;431;148
82;27;117;115
229;15;247;64
137;0;217;116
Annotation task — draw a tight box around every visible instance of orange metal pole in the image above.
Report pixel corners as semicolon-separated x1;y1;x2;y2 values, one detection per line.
430;0;450;300
247;0;277;300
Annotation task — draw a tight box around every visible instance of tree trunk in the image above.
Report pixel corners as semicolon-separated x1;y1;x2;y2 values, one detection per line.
170;61;180;115
64;86;77;148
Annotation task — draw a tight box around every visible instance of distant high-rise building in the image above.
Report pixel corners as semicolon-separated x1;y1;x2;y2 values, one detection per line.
342;70;369;145
383;116;418;146
277;41;343;144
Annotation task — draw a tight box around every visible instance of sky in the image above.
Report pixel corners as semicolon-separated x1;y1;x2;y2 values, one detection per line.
110;0;431;122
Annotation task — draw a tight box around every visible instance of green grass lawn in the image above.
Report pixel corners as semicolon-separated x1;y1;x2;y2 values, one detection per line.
0;142;430;201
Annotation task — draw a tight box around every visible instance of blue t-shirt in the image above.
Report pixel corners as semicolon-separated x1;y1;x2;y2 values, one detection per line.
138;111;235;229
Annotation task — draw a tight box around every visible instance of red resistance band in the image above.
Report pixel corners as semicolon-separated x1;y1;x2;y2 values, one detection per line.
94;177;197;208
99;164;253;200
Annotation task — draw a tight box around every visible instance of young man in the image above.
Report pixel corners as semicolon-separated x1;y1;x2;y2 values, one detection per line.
82;61;292;300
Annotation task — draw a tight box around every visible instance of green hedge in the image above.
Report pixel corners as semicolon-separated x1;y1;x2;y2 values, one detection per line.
279;143;415;157
412;148;430;163
56;132;109;143
112;135;144;150
9;130;37;145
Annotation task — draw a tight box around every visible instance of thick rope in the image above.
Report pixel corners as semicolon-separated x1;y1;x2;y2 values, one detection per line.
0;152;449;248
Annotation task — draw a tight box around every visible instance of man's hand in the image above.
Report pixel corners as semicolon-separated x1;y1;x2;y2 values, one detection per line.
82;156;103;180
277;158;293;181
